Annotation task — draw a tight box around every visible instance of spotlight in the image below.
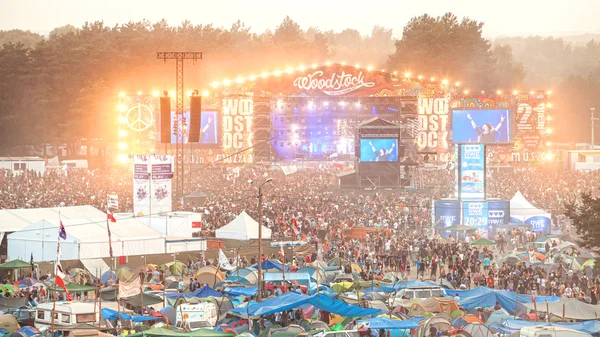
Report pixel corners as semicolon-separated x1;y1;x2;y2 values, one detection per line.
151;90;159;97
118;142;128;150
137;91;142;96
202;90;209;97
117;154;128;164
118;129;128;137
324;102;329;107
404;72;411;78
118;104;127;112
169;90;175;97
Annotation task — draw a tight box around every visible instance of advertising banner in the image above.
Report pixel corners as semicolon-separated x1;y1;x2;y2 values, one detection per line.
463;201;489;238
133;155;173;216
459;144;485;200
434;201;461;236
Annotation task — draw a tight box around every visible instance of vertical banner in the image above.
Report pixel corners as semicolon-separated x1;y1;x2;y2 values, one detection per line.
417;95;451;161
463;201;489;238
434;201;461;237
488;200;510;238
459;144;485;200
133;155;173;216
220;95;254;164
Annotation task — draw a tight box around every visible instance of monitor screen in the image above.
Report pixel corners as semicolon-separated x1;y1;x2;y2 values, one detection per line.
452;109;511;144
200;111;219;145
359;138;399;162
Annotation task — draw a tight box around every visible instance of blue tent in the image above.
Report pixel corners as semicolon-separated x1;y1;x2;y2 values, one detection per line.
358;317;423;329
381;280;439;293
251;260;289;272
502;319;600;335
230;292;380;317
166;285;223;299
101;271;117;283
225;286;258;297
101;308;159;322
452;286;559;314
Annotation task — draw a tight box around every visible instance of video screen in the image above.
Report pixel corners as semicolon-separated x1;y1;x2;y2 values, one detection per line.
359;138;398;162
170;110;220;145
452;109;511;144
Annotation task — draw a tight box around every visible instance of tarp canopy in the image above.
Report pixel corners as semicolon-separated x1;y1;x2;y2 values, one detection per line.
56;284;97;293
127;327;235;337
0;205;106;233
230;292;380;317
101;308;159;322
215;211;271;240
358;317;423;329
166;285;223;299
224;287;258;297
81;258;111;279
253;260;289;272
264;272;310;287
453;286;559;314
381;280;438;293
522;298;600;320
501;319;600;335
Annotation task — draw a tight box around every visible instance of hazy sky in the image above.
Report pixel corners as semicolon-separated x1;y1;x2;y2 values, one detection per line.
1;0;599;37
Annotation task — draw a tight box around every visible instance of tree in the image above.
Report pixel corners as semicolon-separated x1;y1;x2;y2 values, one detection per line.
388;13;497;90
565;192;600;252
0;29;43;49
492;44;525;89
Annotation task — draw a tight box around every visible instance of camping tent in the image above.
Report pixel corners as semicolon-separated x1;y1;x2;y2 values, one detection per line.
510;191;552;232
521;298;600;320
215;211;272;240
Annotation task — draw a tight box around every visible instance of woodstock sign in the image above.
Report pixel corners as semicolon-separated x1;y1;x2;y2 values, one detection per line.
292;70;375;95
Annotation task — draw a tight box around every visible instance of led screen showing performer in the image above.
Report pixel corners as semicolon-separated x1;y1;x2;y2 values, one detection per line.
359;138;398;162
200;111;219;144
452;109;511;144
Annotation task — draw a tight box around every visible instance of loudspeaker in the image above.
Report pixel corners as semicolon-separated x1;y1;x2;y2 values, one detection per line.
188;95;201;142
160;96;171;144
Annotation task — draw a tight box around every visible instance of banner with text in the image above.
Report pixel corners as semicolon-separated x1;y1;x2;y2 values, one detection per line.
418;95;451;161
133;155;173;216
434;201;461;237
463;201;489;238
458;144;485;200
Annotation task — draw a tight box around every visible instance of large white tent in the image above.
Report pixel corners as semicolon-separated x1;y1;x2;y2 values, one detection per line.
215;211;272;240
510;191;552;232
8;217;165;262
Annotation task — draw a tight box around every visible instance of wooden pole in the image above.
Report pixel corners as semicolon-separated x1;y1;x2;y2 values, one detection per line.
94;269;98;328
140;277;144;314
562;303;566;321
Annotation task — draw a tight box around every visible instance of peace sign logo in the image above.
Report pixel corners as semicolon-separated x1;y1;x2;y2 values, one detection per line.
126;103;154;132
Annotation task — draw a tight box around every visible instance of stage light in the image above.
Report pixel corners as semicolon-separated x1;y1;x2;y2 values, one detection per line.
326;61;332;66
355;64;360;68
298;66;305;71
430;77;435;81
118;116;126;124
442;79;448;85
211;82;219;88
341;61;346;65
339;101;346;107
513;90;519;95
186;90;193;97
496;90;503;95
418;75;423;80
274;70;281;76
151;90;159;97
546;128;553;134
118;91;126;98
547;90;553;95
223;80;231;86
117;154;128;164
455;82;461;86
118;129;128;137
277;100;283;109
404;72;411;78
202;90;209;97
481;91;485;94
546;102;553;108
236;77;245;84
311;63;317;68
150;147;155;153
381;69;385;72
547;115;553;121
463;90;469;95
118;142;128;150
308;101;314;108
169;90;175;97
355;102;361;107
323;101;329;107
249;75;256;81
367;65;373;71
286;68;293;74
546;141;552;146
544;152;555;161
261;72;269;78
118;103;127;112
393;71;398;75
530;91;535;95
137;90;143;96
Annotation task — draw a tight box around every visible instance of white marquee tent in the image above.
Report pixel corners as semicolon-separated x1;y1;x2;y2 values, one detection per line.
215;211;272;241
510;191;552;232
8;217;165;262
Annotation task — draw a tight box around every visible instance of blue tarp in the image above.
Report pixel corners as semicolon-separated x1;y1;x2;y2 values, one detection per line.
451;286;559;314
101;308;158;322
502;319;600;335
165;285;223;299
230;292;381;317
251;260;290;272
358;317;423;330
225;286;258;297
381;280;439;293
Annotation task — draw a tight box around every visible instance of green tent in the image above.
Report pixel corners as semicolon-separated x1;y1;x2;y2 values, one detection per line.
56;283;97;293
445;224;477;232
161;261;186;276
127;327;236;337
0;259;30;269
470;238;496;246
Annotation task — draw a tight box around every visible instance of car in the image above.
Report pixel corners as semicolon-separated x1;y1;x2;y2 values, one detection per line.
395;286;446;300
7;307;35;326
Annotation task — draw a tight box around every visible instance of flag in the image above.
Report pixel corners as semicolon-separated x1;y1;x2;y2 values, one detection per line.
107;209;116;223
279;245;285;261
30;253;34;272
55;261;72;301
259;160;266;170
59;221;67;240
292;218;300;239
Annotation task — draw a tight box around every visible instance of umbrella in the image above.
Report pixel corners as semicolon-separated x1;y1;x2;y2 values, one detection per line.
445;224;476;232
18;278;37;288
470;238;496;246
0;260;30;270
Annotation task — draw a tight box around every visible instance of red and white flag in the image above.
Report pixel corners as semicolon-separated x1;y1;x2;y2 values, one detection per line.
55;261;72;301
279;245;285;261
107;209;117;223
292;218;300;239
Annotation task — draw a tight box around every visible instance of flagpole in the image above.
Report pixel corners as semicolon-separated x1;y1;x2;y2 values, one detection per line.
106;199;114;283
51;212;62;335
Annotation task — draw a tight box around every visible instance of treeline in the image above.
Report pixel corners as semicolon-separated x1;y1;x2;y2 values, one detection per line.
0;13;598;154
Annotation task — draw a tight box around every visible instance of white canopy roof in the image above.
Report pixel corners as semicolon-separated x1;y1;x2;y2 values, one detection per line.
215;211;272;241
0;205;106;232
8;217;165;261
510;191;550;218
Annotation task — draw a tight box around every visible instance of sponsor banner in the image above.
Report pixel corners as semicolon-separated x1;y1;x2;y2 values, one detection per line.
458;144;485;200
487;201;510;226
133;155;173;216
434;201;461;236
526;215;551;233
463;201;489;238
220;95;254;164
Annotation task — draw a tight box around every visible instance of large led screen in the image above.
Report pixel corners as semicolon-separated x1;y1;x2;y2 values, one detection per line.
452;109;511;144
359;139;399;162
